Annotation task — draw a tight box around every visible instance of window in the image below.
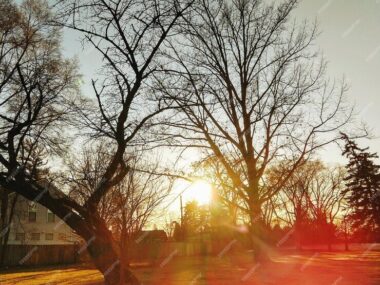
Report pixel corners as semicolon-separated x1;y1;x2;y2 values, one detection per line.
31;233;40;241
28;203;37;222
58;233;67;241
47;210;55;223
15;233;25;241
28;212;36;222
45;233;54;240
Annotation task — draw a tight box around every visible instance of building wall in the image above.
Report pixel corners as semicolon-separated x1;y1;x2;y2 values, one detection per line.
7;194;81;245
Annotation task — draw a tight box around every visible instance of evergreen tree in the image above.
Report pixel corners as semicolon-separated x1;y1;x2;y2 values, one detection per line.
342;134;380;241
182;201;210;238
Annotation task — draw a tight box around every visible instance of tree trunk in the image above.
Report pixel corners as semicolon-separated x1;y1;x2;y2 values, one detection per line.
344;222;349;251
327;223;333;252
87;234;139;285
294;220;303;251
0;212;14;266
120;214;128;284
249;203;270;262
0;188;9;266
0;189;17;267
344;239;349;251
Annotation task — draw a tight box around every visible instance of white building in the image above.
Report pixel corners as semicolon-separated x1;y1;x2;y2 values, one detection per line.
7;194;80;245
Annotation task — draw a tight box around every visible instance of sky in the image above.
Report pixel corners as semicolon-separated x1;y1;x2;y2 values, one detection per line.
293;0;380;162
60;0;380;217
61;0;380;163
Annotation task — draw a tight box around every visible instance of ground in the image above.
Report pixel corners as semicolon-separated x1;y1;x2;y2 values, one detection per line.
1;249;380;284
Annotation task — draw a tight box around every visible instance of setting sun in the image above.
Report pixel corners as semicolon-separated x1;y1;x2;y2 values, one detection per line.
186;180;213;205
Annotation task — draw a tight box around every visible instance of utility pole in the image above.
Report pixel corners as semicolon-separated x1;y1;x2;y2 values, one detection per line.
180;194;183;227
180;194;184;241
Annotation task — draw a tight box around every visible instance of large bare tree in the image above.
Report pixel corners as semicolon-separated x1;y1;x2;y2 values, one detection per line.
157;0;353;259
0;0;77;266
0;0;192;283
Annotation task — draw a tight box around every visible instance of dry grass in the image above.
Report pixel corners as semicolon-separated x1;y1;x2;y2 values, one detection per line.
0;265;102;285
1;250;380;284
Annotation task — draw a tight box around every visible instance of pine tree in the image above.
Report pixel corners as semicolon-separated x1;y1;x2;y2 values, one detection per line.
341;134;380;241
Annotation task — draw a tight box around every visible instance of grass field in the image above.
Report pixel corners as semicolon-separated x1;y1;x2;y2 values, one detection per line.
1;249;380;284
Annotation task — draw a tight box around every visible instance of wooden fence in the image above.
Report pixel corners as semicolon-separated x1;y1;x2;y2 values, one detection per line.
2;240;244;267
2;244;78;267
126;240;244;263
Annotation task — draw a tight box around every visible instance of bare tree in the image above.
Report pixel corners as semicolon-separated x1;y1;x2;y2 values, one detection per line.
307;165;346;250
64;144;171;268
271;161;346;250
269;160;320;249
0;0;77;266
64;143;122;224
157;0;353;260
0;0;192;283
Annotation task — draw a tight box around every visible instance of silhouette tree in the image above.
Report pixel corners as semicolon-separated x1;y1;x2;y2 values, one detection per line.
0;0;193;283
342;134;380;241
172;221;183;241
182;201;210;239
0;0;77;268
270;161;345;250
159;0;353;260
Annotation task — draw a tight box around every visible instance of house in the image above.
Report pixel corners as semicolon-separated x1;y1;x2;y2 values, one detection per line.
6;193;80;246
134;230;168;243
